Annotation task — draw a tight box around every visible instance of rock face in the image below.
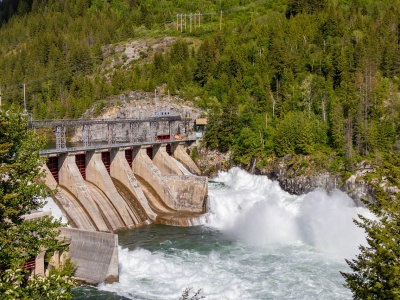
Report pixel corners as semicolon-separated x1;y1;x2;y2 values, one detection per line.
192;147;398;204
259;157;339;196
259;156;377;205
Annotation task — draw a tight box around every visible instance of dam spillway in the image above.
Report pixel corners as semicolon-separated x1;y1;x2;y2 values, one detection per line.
37;114;208;284
43;141;208;232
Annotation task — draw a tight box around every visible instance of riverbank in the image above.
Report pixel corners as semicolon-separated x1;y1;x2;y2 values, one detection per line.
189;144;400;204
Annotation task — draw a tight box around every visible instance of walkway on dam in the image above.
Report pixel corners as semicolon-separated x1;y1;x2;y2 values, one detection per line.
31;114;197;154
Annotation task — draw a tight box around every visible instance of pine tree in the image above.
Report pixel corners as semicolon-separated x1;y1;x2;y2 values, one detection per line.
341;183;400;299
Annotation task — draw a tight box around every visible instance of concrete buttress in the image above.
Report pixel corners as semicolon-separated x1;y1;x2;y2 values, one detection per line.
163;174;208;213
86;152;138;229
58;154;109;232
152;144;183;175
132;147;177;209
42;165;96;231
172;143;201;175
110;149;157;222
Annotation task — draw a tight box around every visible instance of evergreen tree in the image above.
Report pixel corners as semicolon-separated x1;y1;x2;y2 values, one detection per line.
341;184;400;299
0;110;75;299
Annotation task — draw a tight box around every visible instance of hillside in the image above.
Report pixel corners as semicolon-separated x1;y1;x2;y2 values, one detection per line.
0;0;399;188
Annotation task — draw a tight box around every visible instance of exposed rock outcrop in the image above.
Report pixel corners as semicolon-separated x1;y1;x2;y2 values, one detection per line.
191;146;399;204
71;91;204;142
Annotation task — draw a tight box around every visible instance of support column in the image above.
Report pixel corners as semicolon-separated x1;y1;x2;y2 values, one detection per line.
170;120;179;138
108;123;117;144
152;144;182;175
83;124;92;147
129;122;140;143
55;125;66;149
58;154;109;232
34;250;46;277
86;152;137;229
110;149;156;221
148;121;158;141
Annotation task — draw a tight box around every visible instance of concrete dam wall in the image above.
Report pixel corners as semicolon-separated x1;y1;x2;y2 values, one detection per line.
43;141;208;232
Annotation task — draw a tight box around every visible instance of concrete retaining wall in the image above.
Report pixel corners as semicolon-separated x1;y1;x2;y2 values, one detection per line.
59;227;119;285
163;175;208;213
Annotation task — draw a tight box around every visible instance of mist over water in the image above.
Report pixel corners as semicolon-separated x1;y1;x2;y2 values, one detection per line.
208;168;369;258
75;168;371;300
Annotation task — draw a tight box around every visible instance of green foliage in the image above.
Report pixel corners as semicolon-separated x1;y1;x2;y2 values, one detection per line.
0;0;399;165
341;188;400;299
0;110;74;298
274;111;326;156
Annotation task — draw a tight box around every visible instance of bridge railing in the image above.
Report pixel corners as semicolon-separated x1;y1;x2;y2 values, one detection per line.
30;115;186;127
39;135;198;156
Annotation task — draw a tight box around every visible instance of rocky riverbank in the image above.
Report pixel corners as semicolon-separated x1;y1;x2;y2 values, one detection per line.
189;145;399;205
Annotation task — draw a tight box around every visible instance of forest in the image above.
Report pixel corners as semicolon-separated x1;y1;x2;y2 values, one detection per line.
0;0;399;171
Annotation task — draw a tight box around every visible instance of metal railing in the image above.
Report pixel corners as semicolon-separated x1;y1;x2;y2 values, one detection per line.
39;136;198;155
30;115;185;127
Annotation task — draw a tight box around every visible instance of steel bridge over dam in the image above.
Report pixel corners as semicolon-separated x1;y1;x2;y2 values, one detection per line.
30;115;197;155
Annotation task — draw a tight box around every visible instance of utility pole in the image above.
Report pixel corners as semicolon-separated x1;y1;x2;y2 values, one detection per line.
154;89;158;116
220;11;222;31
23;84;27;115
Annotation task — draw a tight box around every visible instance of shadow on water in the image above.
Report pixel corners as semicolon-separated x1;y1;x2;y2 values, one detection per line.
118;224;236;255
73;285;129;300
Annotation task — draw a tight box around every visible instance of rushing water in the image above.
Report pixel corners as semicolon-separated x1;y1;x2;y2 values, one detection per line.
73;168;371;300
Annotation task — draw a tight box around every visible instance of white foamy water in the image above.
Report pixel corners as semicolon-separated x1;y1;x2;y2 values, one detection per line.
42;196;69;224
98;168;371;299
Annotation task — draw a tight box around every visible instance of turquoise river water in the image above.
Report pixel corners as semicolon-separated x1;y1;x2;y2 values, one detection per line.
60;168;371;300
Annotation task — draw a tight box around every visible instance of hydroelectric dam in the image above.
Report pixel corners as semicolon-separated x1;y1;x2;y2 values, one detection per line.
32;114;208;284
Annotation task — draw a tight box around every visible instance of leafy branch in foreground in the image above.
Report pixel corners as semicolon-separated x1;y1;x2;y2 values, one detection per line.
0;110;75;299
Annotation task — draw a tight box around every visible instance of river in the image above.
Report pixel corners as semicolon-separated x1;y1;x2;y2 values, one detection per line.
71;167;370;300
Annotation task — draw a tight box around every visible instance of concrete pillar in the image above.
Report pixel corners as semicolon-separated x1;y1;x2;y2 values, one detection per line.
152;144;183;175
132;148;177;210
42;164;97;231
110;149;157;222
86;151;137;230
172;143;201;175
58;154;109;232
50;251;60;269
34;251;46;277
